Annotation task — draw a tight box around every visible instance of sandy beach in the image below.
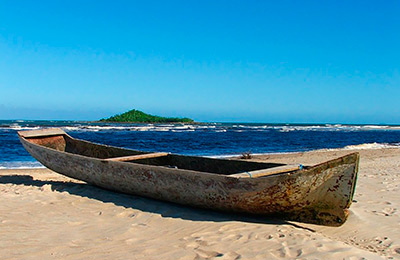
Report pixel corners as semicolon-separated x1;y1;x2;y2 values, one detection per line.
1;148;399;259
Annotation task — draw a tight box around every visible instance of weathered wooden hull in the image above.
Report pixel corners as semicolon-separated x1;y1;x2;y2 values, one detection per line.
18;128;359;226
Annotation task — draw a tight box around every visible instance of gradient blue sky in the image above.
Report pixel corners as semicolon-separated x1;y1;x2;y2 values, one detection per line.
0;1;399;123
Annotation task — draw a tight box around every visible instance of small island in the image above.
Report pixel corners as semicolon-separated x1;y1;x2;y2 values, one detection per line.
100;109;194;123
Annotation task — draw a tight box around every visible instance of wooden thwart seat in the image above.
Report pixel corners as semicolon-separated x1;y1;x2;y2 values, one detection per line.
229;164;302;178
105;152;169;162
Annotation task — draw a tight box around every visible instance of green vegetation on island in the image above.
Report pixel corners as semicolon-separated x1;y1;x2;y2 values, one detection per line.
100;109;194;123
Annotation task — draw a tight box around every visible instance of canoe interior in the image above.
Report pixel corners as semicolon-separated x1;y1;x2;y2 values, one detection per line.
25;134;287;175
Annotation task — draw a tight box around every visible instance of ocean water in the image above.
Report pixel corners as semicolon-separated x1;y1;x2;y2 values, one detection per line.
1;120;400;169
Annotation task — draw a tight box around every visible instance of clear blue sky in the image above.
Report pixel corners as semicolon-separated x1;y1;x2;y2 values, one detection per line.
0;1;399;123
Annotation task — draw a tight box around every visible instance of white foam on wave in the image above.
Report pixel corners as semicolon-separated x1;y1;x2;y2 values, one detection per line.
171;129;195;132
343;142;400;150
3;122;400;133
275;124;400;132
6;125;41;131
62;124;221;132
0;161;45;169
360;125;400;130
278;126;296;132
364;125;400;130
215;129;227;132
87;126;136;131
63;126;82;131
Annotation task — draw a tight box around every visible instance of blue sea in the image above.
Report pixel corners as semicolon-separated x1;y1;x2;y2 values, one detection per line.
1;120;400;169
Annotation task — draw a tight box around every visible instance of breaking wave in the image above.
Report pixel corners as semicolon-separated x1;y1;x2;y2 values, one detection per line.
2;120;400;133
343;142;400;150
0;161;45;169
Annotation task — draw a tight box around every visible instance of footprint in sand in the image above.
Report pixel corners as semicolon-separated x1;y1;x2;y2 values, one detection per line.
194;248;224;259
125;238;139;245
221;234;242;242
373;207;397;216
131;223;147;227
382;207;397;216
219;252;241;260
273;243;304;258
67;221;83;226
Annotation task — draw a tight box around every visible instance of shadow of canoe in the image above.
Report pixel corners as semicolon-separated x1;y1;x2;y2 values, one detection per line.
0;174;315;231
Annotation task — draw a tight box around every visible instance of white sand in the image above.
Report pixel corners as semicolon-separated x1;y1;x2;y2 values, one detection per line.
1;148;399;259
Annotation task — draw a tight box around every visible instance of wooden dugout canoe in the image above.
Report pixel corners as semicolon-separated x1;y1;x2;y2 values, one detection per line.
18;128;359;226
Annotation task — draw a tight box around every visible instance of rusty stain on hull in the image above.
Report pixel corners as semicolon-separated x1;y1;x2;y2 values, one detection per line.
17;128;359;226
